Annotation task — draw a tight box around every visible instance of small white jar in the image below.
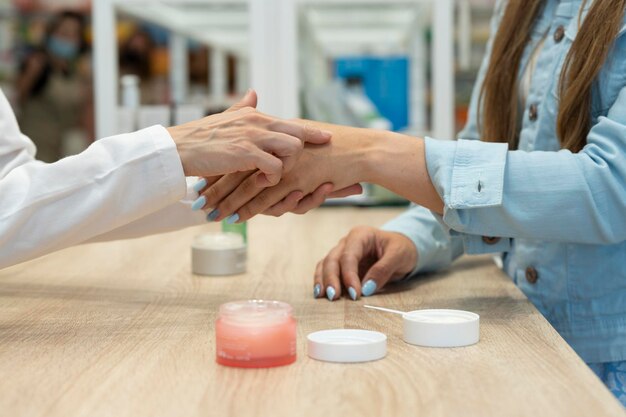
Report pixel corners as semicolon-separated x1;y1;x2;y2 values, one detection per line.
191;232;247;276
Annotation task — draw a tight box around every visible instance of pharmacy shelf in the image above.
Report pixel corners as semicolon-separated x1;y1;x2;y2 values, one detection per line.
116;1;249;57
93;0;456;143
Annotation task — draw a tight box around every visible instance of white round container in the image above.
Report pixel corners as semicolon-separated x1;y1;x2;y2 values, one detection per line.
191;232;247;276
307;329;387;363
402;309;479;348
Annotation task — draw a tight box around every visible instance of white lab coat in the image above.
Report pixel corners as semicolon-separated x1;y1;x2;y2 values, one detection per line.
0;89;206;269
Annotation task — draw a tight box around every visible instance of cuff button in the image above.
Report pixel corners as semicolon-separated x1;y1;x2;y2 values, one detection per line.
482;236;501;245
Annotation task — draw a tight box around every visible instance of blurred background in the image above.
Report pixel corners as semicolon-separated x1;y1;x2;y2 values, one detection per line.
0;0;496;204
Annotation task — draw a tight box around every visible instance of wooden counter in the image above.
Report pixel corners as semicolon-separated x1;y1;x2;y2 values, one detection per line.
0;208;623;416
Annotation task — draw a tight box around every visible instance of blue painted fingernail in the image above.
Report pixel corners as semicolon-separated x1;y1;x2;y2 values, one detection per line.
348;287;357;301
313;284;321;298
326;286;336;301
226;213;240;224
193;178;207;192
361;280;377;297
206;209;220;222
191;196;206;211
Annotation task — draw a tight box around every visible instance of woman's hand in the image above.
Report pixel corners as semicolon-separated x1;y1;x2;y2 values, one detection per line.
262;183;364;217
166;90;332;187
196;122;378;222
314;226;418;301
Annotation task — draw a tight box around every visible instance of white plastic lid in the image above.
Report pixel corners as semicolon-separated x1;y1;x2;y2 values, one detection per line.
192;232;245;250
402;309;479;348
307;329;387;363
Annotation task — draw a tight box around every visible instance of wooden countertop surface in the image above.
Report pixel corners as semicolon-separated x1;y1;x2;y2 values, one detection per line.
0;207;622;417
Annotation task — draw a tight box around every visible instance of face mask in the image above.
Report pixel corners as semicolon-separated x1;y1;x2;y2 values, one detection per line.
48;37;79;60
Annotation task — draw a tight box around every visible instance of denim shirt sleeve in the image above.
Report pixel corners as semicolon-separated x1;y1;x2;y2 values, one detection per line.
381;204;464;277
426;85;626;244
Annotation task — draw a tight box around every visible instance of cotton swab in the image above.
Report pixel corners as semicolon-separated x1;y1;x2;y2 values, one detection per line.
363;305;407;316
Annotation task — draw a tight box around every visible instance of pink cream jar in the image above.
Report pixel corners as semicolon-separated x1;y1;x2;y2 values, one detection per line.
215;300;297;368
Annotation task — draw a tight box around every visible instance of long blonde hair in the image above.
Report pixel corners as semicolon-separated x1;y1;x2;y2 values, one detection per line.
479;0;626;152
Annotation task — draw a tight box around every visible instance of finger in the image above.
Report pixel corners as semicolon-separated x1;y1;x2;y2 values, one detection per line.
214;172;270;221
248;149;283;187
321;241;345;301
361;247;401;297
201;171;255;213
232;180;295;222
313;261;324;299
225;89;257;112
291;183;334;215
205;175;221;188
263;191;304;217
257;132;303;172
339;230;372;300
328;184;363;198
193;175;222;194
269;119;332;145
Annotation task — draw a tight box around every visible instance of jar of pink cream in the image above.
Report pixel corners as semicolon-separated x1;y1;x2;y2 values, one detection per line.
215;300;297;368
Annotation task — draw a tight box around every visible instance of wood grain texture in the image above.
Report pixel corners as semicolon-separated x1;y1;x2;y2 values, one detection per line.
0;207;623;417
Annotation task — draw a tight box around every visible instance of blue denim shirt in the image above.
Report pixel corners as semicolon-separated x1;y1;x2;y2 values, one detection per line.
383;0;626;363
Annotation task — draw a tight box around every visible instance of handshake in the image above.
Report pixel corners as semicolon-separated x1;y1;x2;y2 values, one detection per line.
168;89;389;224
167;89;443;224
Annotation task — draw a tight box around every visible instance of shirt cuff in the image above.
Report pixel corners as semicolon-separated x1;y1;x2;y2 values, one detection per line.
430;211;512;254
461;234;512;254
425;137;509;233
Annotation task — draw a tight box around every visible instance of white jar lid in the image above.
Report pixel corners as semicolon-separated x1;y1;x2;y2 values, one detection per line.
307;329;387;363
402;309;479;348
192;232;245;250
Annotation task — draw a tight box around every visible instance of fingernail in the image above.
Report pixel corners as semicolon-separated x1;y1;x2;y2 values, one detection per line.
226;213;240;224
361;280;377;297
191;196;206;211
321;129;333;139
326;286;336;301
313;284;321;298
348;287;357;301
206;209;220;222
193;178;207;193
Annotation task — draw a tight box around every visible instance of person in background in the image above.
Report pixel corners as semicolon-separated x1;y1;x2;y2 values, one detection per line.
196;0;626;405
119;28;153;80
119;27;163;105
15;10;91;162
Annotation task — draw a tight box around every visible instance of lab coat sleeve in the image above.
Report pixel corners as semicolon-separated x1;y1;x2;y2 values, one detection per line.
87;177;207;242
0;122;189;269
0;90;37;177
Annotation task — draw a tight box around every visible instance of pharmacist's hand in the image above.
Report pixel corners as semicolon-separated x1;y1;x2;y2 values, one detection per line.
167;90;332;187
314;226;418;301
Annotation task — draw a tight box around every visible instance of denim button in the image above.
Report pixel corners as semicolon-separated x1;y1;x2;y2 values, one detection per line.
529;104;539;121
525;266;539;284
554;25;565;43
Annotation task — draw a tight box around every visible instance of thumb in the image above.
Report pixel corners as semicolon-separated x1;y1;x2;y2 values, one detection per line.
225;89;258;112
361;250;400;297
